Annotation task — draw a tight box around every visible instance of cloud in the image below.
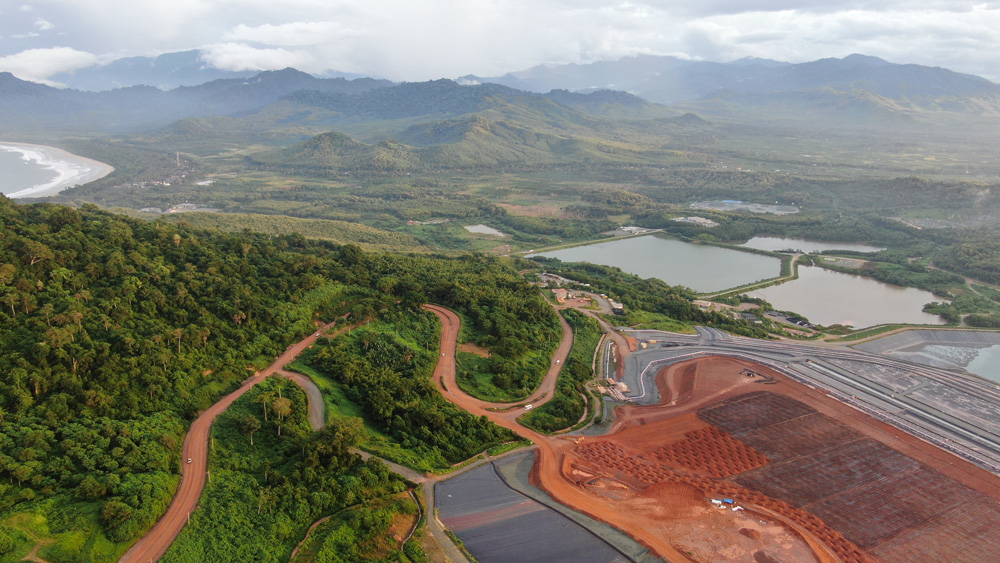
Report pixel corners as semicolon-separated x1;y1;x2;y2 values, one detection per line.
223;21;364;47
33;16;53;31
0;47;99;86
1;1;1000;82
19;4;33;12
200;42;317;72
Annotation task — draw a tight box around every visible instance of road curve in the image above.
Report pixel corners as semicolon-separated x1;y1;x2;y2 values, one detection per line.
277;369;325;431
119;323;335;563
280;352;465;561
422;303;573;413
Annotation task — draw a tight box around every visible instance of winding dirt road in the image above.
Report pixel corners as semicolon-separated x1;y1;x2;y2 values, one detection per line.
119;323;335;563
122;303;574;563
422;304;573;414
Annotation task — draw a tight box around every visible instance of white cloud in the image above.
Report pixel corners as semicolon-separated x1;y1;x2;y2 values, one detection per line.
33;16;54;31
223;21;364;47
19;4;33;12
1;1;1000;82
200;42;317;72
0;47;99;86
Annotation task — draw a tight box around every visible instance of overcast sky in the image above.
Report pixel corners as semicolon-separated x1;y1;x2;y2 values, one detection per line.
1;1;999;86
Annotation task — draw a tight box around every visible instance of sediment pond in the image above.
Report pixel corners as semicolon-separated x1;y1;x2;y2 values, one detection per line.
533;234;781;293
740;236;884;254
749;265;945;328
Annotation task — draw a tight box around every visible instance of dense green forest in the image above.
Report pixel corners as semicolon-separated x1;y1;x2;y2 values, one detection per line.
302;309;520;469
163;378;416;563
0;195;562;559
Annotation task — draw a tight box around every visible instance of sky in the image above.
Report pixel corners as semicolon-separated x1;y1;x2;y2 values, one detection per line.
1;1;999;86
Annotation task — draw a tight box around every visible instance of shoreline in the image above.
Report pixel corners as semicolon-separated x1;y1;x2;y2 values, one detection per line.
0;141;114;199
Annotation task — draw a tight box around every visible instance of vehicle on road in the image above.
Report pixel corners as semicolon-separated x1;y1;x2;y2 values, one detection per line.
187;458;192;464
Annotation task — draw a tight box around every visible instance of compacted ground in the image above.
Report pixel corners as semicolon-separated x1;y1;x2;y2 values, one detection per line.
541;356;1000;563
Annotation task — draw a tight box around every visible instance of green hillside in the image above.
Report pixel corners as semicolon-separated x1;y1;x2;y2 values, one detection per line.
161;212;428;253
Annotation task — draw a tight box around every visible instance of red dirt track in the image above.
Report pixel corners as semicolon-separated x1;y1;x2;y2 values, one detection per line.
118;323;336;563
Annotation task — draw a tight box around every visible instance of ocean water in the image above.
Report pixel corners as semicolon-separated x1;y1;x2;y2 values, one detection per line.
0;148;58;196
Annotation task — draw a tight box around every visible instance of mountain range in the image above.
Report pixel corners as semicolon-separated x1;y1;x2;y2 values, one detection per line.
2;53;999;176
462;53;1000;106
48;49;370;92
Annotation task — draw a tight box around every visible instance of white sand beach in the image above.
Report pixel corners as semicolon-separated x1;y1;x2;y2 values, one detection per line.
0;142;114;198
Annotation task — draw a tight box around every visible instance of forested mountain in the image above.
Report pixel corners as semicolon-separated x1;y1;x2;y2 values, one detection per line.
464;53;1000;110
48;49;372;92
49;50;258;92
0;69;394;134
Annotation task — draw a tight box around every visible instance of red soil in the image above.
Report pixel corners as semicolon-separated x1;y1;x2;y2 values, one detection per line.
651;426;769;479
424;308;1000;562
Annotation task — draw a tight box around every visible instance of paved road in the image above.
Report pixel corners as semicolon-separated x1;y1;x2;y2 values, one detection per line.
279;364;464;562
277;369;325;431
119;323;335;563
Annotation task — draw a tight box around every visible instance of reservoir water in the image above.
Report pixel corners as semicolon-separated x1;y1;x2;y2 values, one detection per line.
749;265;945;328
533;234;781;293
741;236;884;254
0;148;58;195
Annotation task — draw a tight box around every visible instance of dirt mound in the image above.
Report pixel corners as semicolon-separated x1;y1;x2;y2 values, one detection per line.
643;481;703;518
584;477;638;501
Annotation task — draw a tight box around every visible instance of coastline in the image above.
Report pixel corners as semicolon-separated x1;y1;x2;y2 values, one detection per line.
0;142;114;198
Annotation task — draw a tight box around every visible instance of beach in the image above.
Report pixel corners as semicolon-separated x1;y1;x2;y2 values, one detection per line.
0;142;114;198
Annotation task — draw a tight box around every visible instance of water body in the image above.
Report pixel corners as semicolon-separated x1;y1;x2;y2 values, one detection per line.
534;234;781;293
741;236;884;254
966;345;1000;383
0;148;58;195
749;265;945;328
464;224;506;236
0;143;113;198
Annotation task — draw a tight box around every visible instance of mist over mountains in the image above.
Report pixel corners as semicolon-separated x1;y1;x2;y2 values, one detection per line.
461;53;1000;104
2;52;999;172
48;50;372;92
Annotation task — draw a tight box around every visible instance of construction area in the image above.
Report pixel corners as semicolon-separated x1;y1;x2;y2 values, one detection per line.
539;356;1000;563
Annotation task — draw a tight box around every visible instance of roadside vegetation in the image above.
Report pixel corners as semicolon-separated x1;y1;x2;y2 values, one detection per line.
288;493;423;563
522;309;604;432
163;378;414;562
300;308;519;471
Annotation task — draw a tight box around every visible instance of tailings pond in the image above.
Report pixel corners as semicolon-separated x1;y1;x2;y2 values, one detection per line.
749;265;945;328
533;234;780;293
